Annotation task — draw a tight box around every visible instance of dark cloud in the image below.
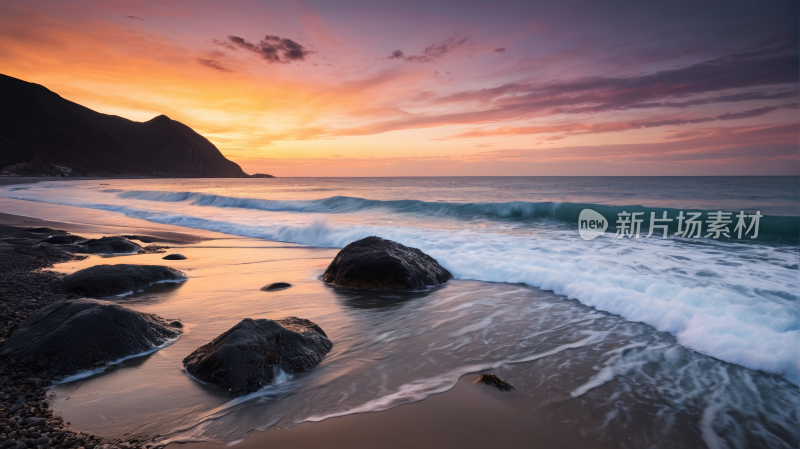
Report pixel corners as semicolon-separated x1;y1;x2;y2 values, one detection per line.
632;90;797;109
401;37;468;62
388;50;404;59
197;59;233;72
717;103;798;120
224;35;314;64
493;48;506;53
447;104;795;139
426;42;798;120
212;39;236;51
472;124;798;165
126;15;144;20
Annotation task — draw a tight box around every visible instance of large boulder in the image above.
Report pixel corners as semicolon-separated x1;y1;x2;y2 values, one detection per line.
0;299;183;379
64;264;186;297
183;317;332;393
75;236;142;254
322;236;452;291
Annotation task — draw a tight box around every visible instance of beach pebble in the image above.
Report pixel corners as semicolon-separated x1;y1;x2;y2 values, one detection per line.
1;440;14;449
13;443;26;449
161;254;186;260
474;373;515;391
24;438;35;447
34;438;49;446
260;282;291;291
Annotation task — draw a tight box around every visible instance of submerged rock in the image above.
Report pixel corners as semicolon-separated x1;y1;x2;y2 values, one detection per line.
183;317;332;393
474;374;515;391
75;236;142;254
64;264;186;297
162;253;187;260
0;298;183;379
261;282;291;291
322;236;452;291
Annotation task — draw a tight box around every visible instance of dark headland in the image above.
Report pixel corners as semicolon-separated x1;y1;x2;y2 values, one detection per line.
0;74;273;179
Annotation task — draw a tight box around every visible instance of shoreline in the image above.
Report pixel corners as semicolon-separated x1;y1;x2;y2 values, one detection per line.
0;210;608;449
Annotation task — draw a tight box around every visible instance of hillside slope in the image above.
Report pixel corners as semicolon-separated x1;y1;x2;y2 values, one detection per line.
0;74;248;177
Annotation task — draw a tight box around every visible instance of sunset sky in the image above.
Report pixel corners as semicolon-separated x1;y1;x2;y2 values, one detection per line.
1;0;797;176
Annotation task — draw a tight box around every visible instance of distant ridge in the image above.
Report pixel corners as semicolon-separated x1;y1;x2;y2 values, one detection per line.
0;73;249;178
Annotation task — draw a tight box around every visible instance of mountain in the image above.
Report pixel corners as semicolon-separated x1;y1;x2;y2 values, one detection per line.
0;73;248;177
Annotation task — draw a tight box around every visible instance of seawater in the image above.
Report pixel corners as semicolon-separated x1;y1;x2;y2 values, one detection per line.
1;176;797;448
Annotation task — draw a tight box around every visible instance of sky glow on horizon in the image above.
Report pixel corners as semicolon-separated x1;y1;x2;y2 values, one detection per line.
1;0;798;176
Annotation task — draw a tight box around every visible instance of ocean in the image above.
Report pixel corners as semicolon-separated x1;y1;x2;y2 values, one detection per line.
1;176;798;448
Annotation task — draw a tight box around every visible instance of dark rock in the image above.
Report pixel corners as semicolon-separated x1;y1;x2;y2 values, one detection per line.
41;236;84;245
63;264;186;297
24;439;34;448
474;374;515;391
13;443;26;449
21;420;43;429
183;317;332;393
1;441;13;449
260;282;291;291
142;245;169;254
322;236;452;291
161;254;186;260
0;298;183;379
34;439;48;447
118;235;170;244
23;228;66;235
74;237;141;254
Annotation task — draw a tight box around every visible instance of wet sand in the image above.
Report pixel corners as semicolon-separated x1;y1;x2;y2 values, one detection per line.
168;375;605;449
